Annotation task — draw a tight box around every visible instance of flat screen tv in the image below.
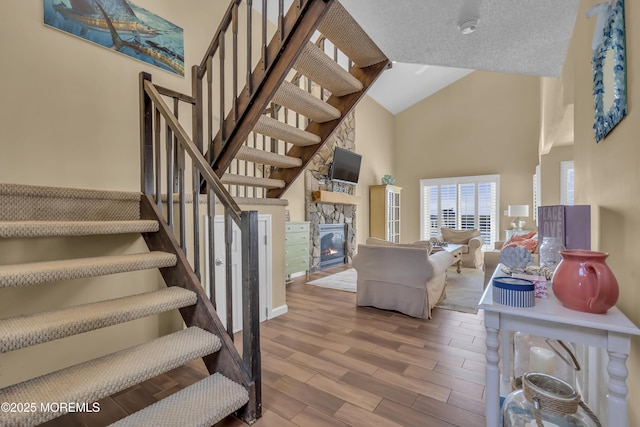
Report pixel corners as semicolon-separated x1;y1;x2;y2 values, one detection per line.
330;147;362;184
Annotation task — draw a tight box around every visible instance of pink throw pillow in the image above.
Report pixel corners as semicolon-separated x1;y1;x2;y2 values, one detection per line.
501;231;538;253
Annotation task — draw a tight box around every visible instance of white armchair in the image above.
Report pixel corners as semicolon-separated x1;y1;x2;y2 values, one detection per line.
431;228;484;270
352;238;453;319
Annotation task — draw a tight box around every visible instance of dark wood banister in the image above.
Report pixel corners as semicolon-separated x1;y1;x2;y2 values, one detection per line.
140;71;262;421
203;0;334;177
143;79;242;224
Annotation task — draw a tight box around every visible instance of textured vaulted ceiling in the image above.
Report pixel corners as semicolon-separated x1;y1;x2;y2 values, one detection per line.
339;0;581;114
262;1;581;114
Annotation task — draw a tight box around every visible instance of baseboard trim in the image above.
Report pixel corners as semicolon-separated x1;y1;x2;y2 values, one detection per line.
269;304;288;319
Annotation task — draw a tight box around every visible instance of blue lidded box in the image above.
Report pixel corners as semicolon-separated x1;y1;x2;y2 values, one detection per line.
492;277;535;307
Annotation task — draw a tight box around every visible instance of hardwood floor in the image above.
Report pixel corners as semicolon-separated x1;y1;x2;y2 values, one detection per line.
43;265;487;426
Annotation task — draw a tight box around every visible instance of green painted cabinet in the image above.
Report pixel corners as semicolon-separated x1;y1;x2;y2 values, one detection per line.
285;221;310;278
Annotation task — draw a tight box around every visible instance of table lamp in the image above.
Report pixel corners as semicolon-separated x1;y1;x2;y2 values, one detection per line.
507;205;529;231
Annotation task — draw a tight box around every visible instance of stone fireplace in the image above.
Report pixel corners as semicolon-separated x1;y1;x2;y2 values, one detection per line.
305;113;357;272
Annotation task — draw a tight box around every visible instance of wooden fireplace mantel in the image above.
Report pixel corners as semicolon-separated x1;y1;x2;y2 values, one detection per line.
311;190;361;206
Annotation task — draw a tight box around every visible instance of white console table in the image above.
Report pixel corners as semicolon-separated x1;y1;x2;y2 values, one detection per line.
479;265;640;427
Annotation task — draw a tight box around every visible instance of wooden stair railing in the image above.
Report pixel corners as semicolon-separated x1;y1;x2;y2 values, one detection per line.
192;0;390;200
200;0;336;177
140;72;261;423
136;1;390;422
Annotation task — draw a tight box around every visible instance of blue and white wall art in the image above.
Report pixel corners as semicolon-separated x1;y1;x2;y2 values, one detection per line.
44;0;184;76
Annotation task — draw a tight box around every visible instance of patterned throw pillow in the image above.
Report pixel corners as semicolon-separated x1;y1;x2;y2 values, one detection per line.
501;231;538;253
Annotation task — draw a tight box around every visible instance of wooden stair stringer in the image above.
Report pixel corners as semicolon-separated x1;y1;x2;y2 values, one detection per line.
210;0;336;179
139;194;257;423
267;59;391;198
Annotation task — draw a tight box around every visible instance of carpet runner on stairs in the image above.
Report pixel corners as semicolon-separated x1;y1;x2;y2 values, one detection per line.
1;327;222;427
108;373;249;427
0;1;391;424
213;1;389;197
0;252;177;288
0;287;197;353
0;183;249;426
0;220;159;238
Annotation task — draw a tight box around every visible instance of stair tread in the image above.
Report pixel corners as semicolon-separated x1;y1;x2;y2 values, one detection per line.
0;220;159;238
108;373;249;427
318;2;387;68
0;251;177;288
0;183;141;222
0;287;197;353
0;327;221;427
236;145;302;168
221;174;286;189
273;80;341;123
294;42;363;97
254;115;320;146
0;183;140;201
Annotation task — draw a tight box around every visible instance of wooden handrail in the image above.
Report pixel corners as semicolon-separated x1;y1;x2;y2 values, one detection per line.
140;70;262;421
143;79;242;225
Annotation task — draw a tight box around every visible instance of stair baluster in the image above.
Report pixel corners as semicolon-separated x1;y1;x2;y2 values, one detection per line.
140;72;261;422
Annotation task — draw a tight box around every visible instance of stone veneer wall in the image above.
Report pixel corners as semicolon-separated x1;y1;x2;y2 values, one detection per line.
305;113;357;271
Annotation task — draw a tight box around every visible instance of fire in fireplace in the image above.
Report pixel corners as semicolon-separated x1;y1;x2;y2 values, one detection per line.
319;223;346;270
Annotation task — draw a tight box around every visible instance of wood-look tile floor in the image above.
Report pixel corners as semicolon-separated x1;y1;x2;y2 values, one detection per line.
43;265;487;427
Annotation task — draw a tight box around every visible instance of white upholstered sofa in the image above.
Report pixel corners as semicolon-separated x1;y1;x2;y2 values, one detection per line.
352;238;454;319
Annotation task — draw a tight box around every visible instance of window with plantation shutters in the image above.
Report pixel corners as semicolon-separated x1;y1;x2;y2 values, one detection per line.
560;161;574;205
420;175;500;249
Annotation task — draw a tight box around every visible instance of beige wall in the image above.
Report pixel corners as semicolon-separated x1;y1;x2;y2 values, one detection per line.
0;0;222;190
394;71;541;243
573;1;640;423
354;96;396;247
540;144;574;206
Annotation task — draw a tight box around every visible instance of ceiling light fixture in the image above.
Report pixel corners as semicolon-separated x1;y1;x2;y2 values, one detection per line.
458;18;479;35
457;0;481;35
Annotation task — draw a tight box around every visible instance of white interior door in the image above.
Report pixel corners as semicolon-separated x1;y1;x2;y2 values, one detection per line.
204;215;271;333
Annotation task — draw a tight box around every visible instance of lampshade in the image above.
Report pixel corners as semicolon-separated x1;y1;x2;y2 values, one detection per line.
507;205;529;217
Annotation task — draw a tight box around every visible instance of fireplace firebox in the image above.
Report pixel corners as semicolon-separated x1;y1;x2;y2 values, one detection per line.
319;224;346;270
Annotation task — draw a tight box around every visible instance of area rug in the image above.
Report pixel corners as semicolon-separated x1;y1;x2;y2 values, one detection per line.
307;268;357;292
436;267;485;314
306;267;485;314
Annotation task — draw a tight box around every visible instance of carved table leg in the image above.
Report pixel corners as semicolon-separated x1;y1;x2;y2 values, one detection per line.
485;326;501;426
607;350;629;427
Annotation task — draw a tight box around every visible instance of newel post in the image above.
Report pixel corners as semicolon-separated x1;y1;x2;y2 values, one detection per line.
241;210;261;417
139;72;154;195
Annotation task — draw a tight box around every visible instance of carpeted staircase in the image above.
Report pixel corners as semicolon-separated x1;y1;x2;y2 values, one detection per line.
0;0;389;425
198;1;390;200
0;184;248;427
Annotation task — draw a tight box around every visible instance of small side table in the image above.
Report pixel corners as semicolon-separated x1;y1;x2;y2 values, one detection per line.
479;264;640;427
432;243;463;273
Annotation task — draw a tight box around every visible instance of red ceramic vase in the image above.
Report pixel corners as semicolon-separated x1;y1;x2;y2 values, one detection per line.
552;250;619;314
